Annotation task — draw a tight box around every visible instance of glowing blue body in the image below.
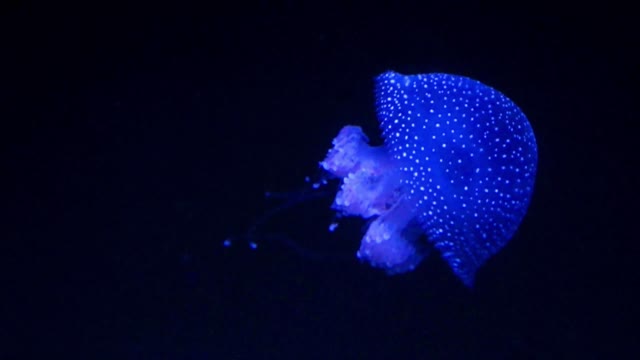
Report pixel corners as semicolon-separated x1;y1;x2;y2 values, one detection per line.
321;71;537;286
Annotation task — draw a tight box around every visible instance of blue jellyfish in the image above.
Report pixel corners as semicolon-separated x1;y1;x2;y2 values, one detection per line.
321;71;537;286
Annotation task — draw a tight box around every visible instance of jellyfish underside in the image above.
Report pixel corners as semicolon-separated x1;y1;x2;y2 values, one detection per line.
321;125;428;274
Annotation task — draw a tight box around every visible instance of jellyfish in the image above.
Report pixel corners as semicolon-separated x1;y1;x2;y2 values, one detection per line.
321;71;537;286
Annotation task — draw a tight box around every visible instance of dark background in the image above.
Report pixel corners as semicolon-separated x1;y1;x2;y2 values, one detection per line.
1;2;636;359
